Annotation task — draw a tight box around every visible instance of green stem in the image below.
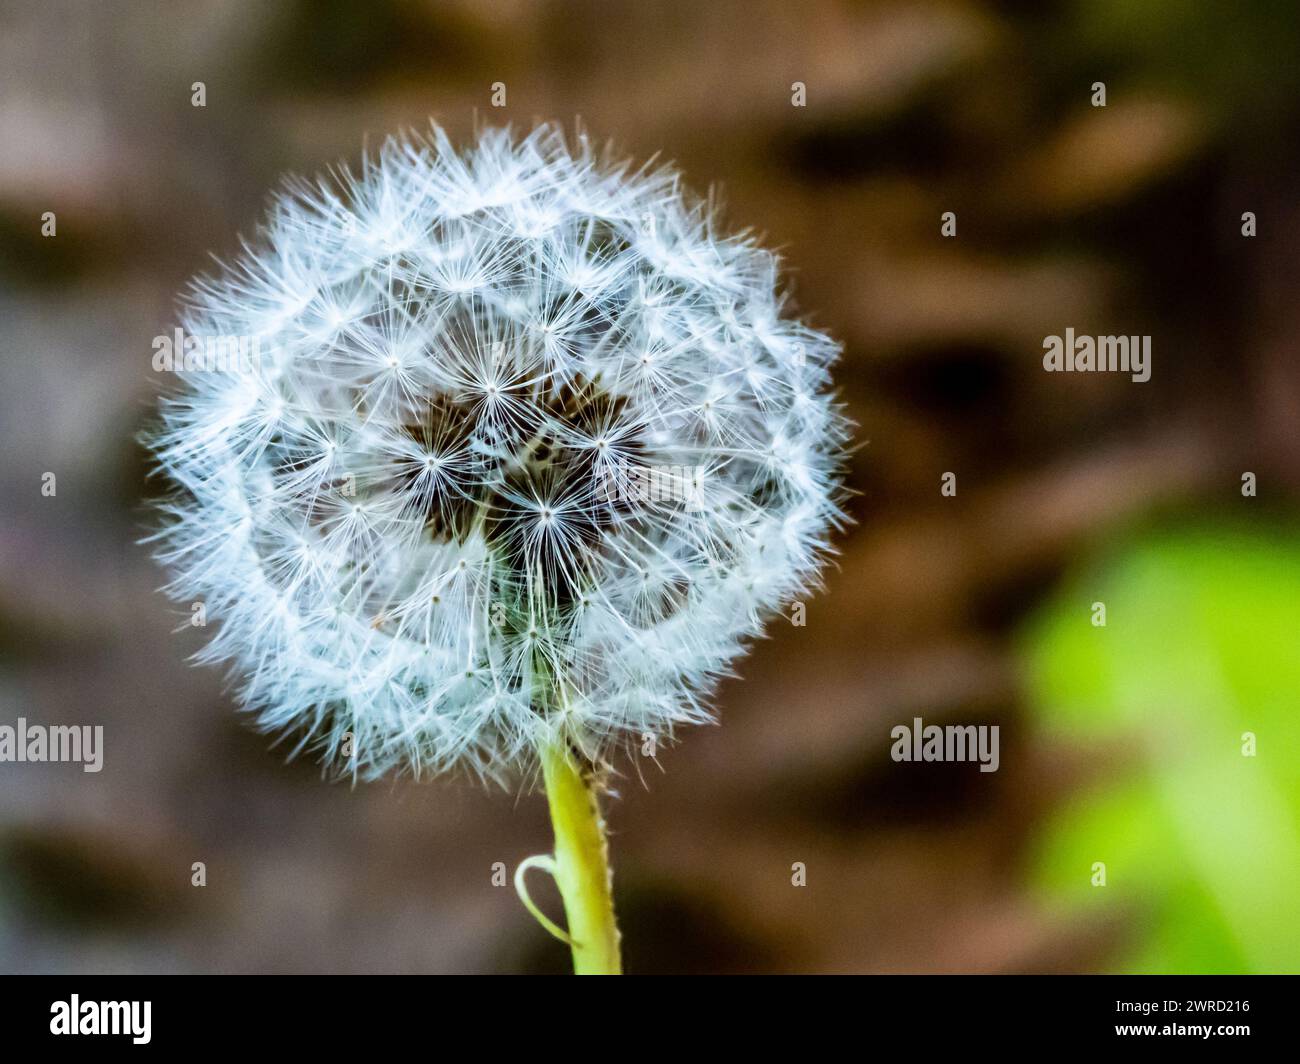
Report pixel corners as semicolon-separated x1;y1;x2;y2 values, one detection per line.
539;740;622;975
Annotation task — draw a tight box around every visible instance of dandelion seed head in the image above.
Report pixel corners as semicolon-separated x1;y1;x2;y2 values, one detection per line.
150;124;848;782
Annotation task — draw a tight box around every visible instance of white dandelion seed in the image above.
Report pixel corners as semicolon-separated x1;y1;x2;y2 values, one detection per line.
148;123;849;783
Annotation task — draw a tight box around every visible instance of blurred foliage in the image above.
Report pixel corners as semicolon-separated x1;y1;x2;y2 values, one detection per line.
1059;0;1300;121
1023;525;1300;973
259;0;484;93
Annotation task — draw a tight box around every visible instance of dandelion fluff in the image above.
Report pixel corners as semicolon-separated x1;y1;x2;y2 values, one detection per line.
150;124;848;782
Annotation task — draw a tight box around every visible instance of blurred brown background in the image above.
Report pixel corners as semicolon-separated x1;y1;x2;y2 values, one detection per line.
2;0;1299;973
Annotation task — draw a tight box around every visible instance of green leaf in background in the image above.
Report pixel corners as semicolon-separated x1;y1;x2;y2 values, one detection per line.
1021;525;1300;973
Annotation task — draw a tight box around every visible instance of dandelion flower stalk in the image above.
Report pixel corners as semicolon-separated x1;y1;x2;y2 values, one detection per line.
538;739;621;974
149;124;847;973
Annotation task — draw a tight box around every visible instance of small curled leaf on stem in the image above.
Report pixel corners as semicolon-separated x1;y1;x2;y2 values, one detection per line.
513;853;574;947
